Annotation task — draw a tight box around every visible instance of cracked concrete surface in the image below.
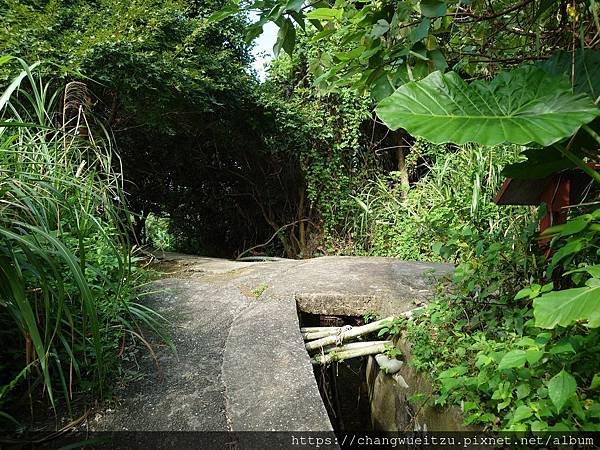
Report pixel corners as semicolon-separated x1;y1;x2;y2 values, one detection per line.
91;254;452;432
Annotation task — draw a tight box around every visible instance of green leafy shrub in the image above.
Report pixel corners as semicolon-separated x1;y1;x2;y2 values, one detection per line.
532;210;600;329
406;208;600;431
378;317;406;338
261;49;384;256
145;213;175;251
1;0;309;259
408;297;600;430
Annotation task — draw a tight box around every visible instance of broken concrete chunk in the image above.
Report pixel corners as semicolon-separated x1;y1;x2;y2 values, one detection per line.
392;372;409;388
375;353;404;374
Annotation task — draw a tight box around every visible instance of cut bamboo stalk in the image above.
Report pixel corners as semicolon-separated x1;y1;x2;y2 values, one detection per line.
305;316;394;352
301;326;340;333
302;328;341;340
320;340;393;354
311;342;390;365
303;309;422;345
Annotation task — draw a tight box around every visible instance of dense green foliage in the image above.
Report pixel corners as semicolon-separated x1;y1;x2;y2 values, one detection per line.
350;142;531;260
208;0;600;432
265;50;383;254
217;0;591;92
1;0;599;434
0;59;163;426
0;0;311;257
405;207;600;430
376;66;600;146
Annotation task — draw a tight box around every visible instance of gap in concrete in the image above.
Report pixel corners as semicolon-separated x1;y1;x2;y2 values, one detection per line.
298;311;374;434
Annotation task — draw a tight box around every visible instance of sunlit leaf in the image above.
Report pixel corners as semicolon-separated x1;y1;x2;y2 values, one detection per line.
548;342;575;354
534;282;600;328
305;8;342;21
547;370;576;413
498;350;527;370
525;349;544;365
376;66;600;146
512;405;533;423
516;383;530;399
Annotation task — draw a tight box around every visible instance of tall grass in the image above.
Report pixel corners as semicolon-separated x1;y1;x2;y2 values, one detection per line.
0;58;164;426
349;142;535;261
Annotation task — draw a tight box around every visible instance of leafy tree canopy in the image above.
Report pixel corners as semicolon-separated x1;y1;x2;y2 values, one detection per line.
1;0;253;128
215;0;598;95
0;0;325;257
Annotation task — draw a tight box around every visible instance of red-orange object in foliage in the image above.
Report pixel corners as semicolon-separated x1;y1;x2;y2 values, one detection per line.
495;165;599;247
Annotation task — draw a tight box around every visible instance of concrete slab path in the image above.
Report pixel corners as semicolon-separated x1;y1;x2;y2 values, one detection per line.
91;254;452;432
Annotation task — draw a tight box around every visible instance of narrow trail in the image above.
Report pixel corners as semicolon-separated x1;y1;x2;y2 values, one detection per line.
91;253;452;432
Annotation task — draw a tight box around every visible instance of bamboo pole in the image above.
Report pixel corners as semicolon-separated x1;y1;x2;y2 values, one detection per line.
303;308;423;345
301;326;340;332
321;340;393;354
301;327;341;340
305;316;394;352
311;342;391;365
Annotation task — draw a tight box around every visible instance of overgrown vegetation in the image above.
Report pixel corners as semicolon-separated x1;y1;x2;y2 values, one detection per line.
350;142;532;260
0;59;163;429
2;0;600;434
406;208;600;430
210;0;600;431
0;0;313;258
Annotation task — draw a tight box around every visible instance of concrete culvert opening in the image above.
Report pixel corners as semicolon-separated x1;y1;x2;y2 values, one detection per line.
297;287;476;435
298;311;376;433
289;260;458;434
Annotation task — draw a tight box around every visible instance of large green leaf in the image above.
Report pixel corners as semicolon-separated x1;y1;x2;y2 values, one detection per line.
534;281;600;329
502;147;576;179
538;49;600;98
376;66;600;146
274;18;296;56
547;369;577;413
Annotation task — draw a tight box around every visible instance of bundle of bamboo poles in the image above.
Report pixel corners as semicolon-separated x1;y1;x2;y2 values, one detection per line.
302;316;396;365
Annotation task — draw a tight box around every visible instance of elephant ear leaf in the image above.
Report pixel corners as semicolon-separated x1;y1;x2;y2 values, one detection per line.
502;147;577;180
538;49;600;98
375;66;600;146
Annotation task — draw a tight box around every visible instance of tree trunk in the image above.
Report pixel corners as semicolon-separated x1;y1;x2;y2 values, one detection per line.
298;188;306;256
